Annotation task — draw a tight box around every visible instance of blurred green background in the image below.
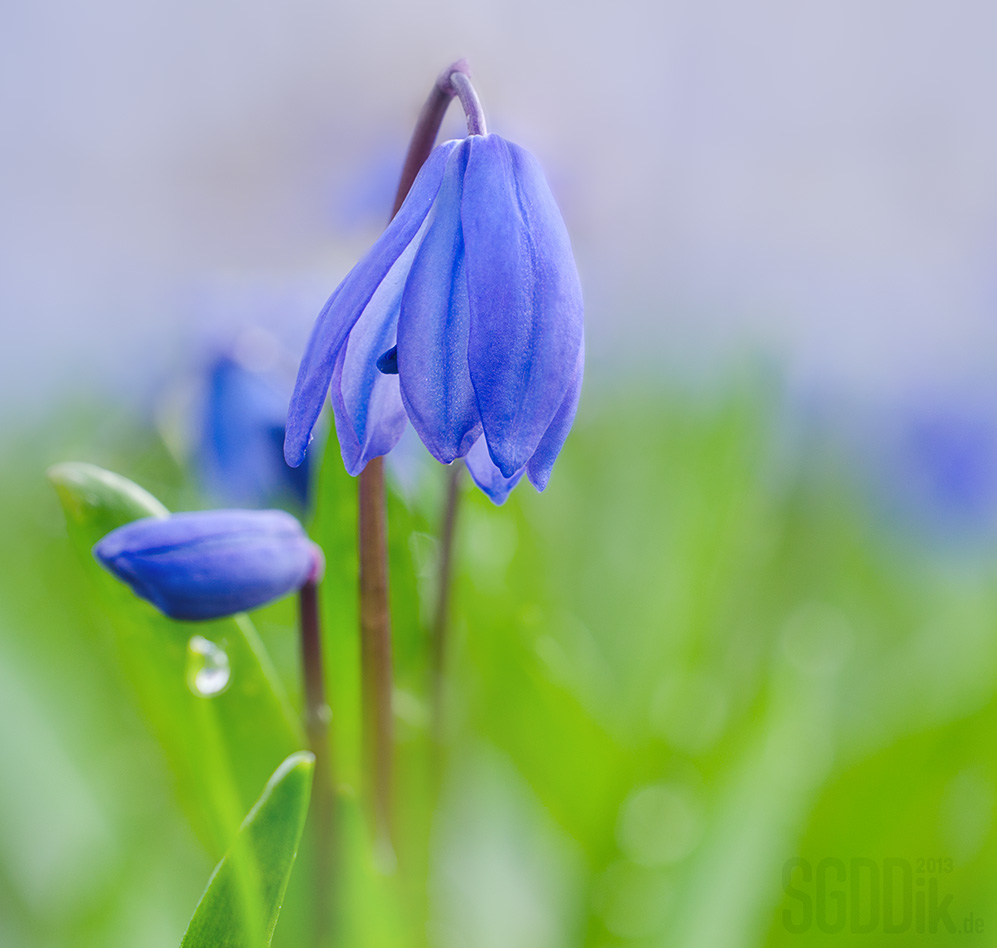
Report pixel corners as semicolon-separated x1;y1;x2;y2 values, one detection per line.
5;1;997;943
2;367;995;947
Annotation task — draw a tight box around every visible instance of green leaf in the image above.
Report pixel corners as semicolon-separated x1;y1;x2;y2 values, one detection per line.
181;751;315;948
49;462;305;856
48;461;169;541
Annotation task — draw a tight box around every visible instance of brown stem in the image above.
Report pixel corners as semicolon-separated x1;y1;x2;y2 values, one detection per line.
358;457;395;852
431;462;463;744
298;579;335;945
356;56;485;859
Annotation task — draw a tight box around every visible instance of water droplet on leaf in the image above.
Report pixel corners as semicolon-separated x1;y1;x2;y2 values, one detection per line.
186;636;231;698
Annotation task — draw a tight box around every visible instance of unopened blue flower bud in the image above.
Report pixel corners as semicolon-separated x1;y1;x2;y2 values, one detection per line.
284;129;584;504
93;510;323;621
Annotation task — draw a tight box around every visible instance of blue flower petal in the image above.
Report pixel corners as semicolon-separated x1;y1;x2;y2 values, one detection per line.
461;135;584;477
284;139;460;468
329;247;412;475
526;337;584;491
94;510;319;621
464;436;525;505
398;141;482;463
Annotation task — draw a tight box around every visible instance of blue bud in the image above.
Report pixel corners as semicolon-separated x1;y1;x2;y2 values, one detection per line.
93;510;322;621
284;133;584;503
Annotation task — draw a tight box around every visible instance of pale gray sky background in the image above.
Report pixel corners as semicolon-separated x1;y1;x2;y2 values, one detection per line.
3;0;997;425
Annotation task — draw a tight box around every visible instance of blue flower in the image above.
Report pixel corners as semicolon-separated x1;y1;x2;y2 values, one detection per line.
93;510;322;621
284;134;584;503
198;354;312;511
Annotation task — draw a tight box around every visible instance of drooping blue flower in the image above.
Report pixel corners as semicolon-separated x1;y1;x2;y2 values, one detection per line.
93;510;323;621
284;134;584;504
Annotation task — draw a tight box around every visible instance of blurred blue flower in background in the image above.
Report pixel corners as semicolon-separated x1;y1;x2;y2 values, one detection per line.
890;403;997;534
842;388;997;544
94;509;322;620
284;133;584;504
198;352;312;511
905;411;995;516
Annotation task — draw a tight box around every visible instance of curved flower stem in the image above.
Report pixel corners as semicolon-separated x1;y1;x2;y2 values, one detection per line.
298;579;335;944
356;57;487;859
431;461;463;746
358;457;395;854
390;59;486;217
449;72;487;137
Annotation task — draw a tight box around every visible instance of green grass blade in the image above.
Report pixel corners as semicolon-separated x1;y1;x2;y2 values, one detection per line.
181;751;315;948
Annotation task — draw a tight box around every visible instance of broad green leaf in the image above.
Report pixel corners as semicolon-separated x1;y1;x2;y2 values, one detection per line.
49;462;304;856
181;751;315;948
